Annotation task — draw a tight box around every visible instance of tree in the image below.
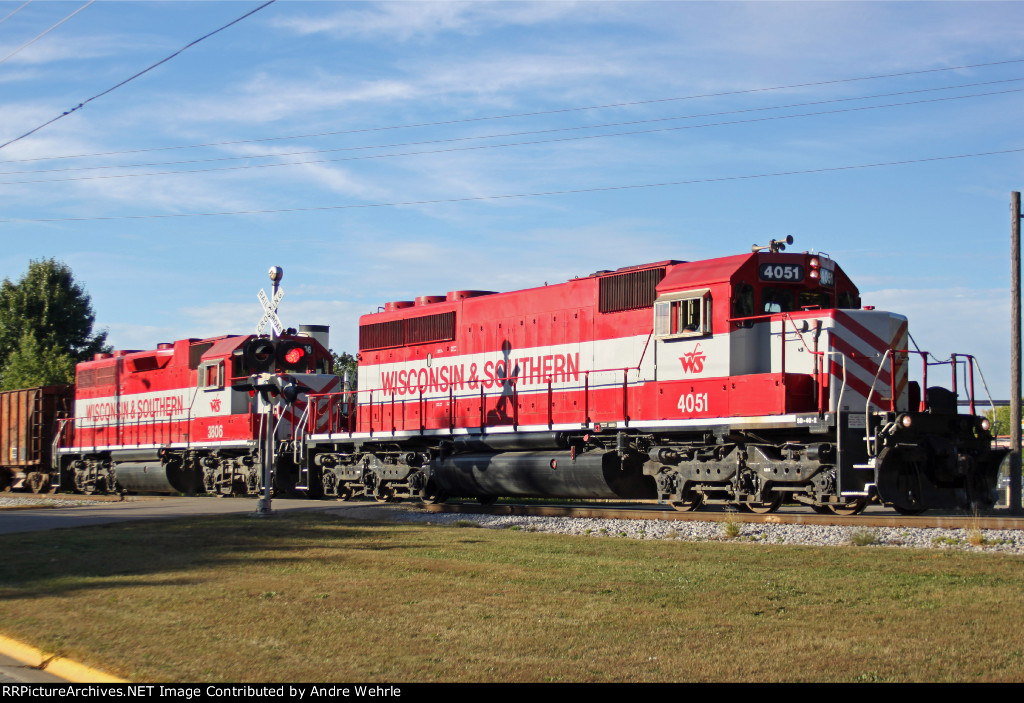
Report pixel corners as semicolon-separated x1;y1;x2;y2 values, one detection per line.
0;259;109;365
985;402;1021;437
331;350;358;389
1;332;76;390
0;259;109;388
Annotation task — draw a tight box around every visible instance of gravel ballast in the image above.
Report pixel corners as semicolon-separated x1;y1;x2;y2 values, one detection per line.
388;508;1024;554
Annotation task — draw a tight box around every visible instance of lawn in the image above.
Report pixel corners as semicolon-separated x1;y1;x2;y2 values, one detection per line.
1;512;1022;682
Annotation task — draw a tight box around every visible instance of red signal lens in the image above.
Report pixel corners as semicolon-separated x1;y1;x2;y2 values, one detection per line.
284;347;306;365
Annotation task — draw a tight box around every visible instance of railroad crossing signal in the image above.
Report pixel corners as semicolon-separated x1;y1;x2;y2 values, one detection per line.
256;287;284;335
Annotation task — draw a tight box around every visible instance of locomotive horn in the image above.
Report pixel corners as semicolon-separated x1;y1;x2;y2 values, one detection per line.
751;235;794;253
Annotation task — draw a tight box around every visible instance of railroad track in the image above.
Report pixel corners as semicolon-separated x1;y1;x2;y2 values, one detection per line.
423;501;1024;530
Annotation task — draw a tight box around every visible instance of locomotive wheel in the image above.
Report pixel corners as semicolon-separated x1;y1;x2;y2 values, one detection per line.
740;495;783;514
669;496;702;512
419;487;448;505
827;498;868;517
893;505;925;516
374;483;395;503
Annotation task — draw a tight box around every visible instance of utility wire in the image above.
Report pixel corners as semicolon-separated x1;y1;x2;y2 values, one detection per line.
0;1;32;28
0;0;276;151
0;0;93;65
3;55;1024;166
3;85;1021;187
4;146;1023;223
3;76;1021;178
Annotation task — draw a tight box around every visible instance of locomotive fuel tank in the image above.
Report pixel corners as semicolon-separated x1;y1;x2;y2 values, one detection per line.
429;448;655;500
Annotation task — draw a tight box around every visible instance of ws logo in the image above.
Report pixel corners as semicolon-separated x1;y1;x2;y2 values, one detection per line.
678;344;707;374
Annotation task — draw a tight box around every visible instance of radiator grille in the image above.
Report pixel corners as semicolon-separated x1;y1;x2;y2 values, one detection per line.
599;268;666;313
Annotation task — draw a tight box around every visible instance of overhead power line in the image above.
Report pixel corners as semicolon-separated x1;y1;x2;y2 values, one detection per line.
3;55;1024;166
4;146;1023;223
0;0;276;151
0;0;94;65
3;85;1020;187
3;76;1021;178
0;1;33;28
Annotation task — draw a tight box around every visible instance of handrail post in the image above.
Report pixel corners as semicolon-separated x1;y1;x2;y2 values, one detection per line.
780;318;786;381
584;371;590;426
622;369;629;425
513;385;518;430
968;356;977;416
348;392;355;436
950;354;958;401
920;353;928;412
547;378;553;429
889;351;896;412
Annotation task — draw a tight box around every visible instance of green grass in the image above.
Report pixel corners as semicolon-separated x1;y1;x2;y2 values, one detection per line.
1;512;1023;682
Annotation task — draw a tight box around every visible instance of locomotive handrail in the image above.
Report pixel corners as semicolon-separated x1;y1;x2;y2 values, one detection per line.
307;363;645;438
51;417;74;470
865;348;892;456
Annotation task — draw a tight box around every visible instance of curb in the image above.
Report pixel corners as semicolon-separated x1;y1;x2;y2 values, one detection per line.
0;633;127;683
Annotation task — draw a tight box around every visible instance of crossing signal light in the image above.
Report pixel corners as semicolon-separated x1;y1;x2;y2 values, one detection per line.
276;341;312;371
243;338;276;373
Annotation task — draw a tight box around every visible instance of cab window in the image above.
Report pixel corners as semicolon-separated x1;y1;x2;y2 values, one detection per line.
762;287;795;313
654;289;712;338
198;360;224;389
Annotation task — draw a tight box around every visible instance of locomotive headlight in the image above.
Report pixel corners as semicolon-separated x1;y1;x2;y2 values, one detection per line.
809;257;820;268
809;269;820;279
980;417;991;432
900;414;913;428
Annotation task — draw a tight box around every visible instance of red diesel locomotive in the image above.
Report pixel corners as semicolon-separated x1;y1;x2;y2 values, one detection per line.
53;332;339;496
301;239;1003;515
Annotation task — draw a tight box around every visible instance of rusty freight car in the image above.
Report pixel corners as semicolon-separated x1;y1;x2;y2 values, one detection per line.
0;385;73;492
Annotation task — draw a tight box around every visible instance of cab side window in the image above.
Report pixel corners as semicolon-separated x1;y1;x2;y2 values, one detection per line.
654;290;712;338
198;360;224;389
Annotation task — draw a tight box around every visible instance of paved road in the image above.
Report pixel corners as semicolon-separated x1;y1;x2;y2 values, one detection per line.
0;653;67;684
0;495;371;535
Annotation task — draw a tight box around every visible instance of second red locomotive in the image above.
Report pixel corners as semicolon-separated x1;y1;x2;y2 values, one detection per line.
54;331;339;496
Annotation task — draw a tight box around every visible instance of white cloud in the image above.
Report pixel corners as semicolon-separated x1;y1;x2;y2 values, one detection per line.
272;1;586;42
864;287;1010;398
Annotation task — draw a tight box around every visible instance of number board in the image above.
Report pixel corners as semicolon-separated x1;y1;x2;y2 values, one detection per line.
758;263;804;282
819;268;835;287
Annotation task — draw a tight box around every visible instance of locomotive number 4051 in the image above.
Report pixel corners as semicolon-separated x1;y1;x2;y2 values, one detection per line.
677;393;708;414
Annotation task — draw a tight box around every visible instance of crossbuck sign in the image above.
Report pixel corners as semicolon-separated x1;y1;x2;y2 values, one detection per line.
256;287;285;335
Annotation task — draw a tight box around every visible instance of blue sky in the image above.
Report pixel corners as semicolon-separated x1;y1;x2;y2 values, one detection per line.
0;0;1021;399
